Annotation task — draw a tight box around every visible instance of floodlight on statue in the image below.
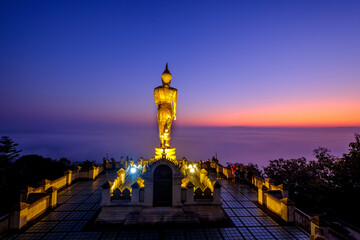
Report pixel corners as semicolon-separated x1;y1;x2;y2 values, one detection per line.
130;167;137;174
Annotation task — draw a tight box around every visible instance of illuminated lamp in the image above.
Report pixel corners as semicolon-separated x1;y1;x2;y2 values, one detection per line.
190;168;195;173
130;167;137;174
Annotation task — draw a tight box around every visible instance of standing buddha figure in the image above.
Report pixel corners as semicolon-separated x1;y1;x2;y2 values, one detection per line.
154;63;178;149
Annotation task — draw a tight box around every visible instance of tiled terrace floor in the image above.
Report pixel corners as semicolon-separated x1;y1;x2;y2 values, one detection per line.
2;170;309;240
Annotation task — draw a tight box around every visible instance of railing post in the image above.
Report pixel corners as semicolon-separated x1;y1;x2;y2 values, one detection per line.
213;181;222;204
216;164;221;179
39;179;51;191
46;187;58;208
131;182;140;205
89;166;96;180
9;202;29;230
101;181;111;206
258;185;268;205
19;186;33;203
310;216;330;240
64;170;72;185
265;178;274;190
185;181;194;205
280;198;295;222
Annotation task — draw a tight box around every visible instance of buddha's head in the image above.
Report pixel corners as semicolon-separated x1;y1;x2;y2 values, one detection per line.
161;63;172;86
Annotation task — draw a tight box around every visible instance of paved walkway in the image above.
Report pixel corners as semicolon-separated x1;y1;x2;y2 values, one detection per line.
2;170;309;240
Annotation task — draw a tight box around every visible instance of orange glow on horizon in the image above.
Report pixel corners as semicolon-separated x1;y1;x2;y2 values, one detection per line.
179;100;360;127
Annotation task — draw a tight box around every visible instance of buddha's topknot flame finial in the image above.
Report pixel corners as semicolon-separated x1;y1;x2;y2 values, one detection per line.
161;63;172;85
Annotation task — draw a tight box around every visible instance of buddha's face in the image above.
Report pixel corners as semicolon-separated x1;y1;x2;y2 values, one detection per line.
161;72;172;86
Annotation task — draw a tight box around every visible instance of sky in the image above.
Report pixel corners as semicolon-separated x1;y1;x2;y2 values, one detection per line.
1;0;360;131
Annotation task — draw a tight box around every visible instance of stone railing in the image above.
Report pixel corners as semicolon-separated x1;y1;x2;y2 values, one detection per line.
9;188;56;230
254;176;295;223
309;215;360;240
183;181;221;205
4;165;103;231
71;165;103;181
101;181;143;206
264;192;282;213
252;175;265;189
210;162;360;238
50;175;67;190
295;207;311;234
250;175;360;239
215;163;233;179
101;170;222;207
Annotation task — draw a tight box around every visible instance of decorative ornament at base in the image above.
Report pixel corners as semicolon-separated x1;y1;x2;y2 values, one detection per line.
155;147;176;160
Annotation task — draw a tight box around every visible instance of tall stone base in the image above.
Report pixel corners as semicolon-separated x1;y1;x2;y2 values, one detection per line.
155;147;176;160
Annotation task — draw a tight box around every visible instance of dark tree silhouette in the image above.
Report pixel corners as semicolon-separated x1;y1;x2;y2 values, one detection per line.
78;160;95;170
0;136;21;167
262;134;360;227
13;155;72;186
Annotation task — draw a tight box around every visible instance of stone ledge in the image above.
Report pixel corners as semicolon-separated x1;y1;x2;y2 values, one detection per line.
95;205;227;226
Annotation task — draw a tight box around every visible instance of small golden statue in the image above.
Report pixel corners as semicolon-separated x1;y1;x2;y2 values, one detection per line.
154;64;178;159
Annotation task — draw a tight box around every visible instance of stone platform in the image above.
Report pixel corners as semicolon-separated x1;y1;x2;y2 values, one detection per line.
2;169;309;240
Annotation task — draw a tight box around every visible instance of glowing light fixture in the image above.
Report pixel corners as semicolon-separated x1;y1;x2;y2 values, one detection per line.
130;167;137;174
190;168;195;173
188;164;193;169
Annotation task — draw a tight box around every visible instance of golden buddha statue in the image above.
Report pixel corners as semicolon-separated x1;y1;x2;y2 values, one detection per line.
154;64;178;159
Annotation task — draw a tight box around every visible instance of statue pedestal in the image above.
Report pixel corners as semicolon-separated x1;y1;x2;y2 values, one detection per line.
155;147;176;160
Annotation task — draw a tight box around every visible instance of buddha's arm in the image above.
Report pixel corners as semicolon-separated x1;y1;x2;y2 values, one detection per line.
173;90;178;120
154;89;160;106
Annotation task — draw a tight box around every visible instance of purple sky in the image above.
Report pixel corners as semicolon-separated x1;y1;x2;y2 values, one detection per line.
1;1;360;130
1;1;360;164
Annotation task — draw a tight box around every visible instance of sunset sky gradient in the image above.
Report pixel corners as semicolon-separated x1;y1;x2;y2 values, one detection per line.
1;0;360;130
